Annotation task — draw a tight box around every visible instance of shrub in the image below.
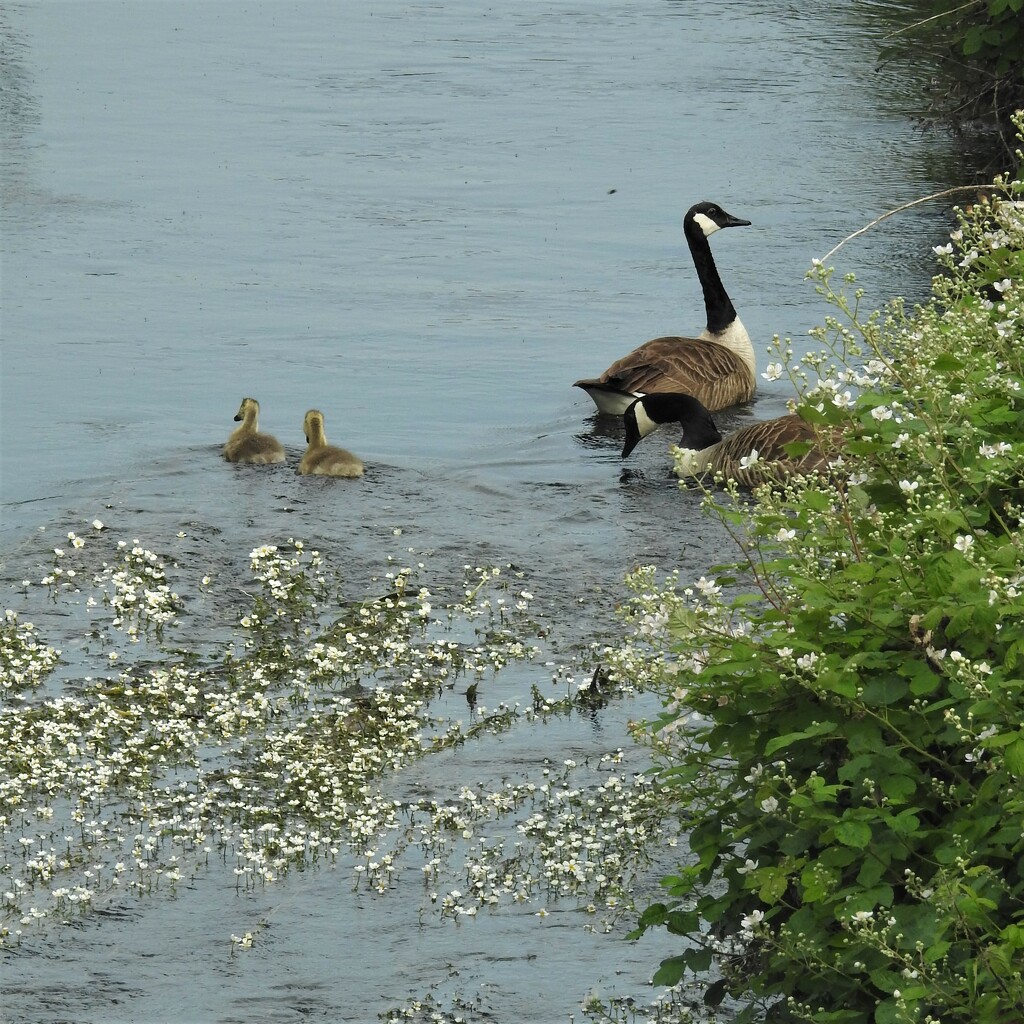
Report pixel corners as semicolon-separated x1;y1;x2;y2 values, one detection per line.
880;0;1024;168
619;153;1024;1022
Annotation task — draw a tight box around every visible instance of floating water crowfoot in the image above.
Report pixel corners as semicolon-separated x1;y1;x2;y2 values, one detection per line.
0;611;61;696
1;526;668;957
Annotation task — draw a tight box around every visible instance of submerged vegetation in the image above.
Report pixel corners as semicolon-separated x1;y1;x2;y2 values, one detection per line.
614;150;1024;1021
1;532;671;969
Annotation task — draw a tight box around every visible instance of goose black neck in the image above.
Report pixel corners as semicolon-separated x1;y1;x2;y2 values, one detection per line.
684;221;737;335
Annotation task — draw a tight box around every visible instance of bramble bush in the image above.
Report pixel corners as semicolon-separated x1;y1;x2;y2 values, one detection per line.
880;0;1024;166
615;141;1024;1022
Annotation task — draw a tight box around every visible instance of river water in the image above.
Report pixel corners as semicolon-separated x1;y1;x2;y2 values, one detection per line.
2;2;958;1021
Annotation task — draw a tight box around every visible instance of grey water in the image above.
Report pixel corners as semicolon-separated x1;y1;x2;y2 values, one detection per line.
2;1;959;1021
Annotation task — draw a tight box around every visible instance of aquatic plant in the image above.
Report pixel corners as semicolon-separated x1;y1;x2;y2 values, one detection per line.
618;166;1024;1023
0;528;666;959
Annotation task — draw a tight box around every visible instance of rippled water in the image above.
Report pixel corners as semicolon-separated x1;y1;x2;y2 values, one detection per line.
2;1;959;1020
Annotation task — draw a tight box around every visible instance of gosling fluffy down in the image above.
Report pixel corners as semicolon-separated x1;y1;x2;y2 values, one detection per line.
223;397;286;465
298;409;364;478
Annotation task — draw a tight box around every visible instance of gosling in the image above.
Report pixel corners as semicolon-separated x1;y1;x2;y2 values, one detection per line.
223;397;286;465
298;409;364;478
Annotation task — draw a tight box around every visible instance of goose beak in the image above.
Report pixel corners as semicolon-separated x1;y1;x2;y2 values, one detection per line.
622;410;642;459
233;414;243;422
723;214;751;228
622;431;641;459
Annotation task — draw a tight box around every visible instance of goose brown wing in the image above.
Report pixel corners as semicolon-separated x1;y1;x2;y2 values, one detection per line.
720;415;811;461
592;336;754;411
717;415;838;486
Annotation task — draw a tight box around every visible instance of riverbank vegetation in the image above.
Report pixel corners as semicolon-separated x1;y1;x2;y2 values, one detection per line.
876;0;1024;171
617;138;1024;1022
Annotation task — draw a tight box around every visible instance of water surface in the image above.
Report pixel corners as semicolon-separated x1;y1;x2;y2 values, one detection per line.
1;2;958;1020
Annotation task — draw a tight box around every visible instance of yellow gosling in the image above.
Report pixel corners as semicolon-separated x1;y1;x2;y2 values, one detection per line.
298;409;364;478
222;397;286;465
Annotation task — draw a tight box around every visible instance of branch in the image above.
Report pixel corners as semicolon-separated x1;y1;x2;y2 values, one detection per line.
818;186;989;264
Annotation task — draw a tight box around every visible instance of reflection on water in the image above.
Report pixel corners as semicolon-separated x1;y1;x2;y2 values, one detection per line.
1;0;962;1020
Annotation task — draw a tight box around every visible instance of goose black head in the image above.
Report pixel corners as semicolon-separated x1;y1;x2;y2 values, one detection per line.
685;201;751;240
622;393;723;458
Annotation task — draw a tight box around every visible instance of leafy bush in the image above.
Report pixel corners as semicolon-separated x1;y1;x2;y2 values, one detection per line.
881;0;1024;166
617;152;1024;1022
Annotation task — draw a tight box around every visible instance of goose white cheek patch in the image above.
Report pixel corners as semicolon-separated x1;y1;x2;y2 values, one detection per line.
691;212;721;238
634;402;661;439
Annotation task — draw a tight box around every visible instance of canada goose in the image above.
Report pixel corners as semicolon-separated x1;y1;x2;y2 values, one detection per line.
298;409;364;478
575;201;754;417
223;397;286;465
622;393;833;487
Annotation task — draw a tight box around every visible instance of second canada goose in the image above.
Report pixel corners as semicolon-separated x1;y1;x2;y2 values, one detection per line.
622;393;834;487
223;397;286;465
298;409;364;478
575;201;755;417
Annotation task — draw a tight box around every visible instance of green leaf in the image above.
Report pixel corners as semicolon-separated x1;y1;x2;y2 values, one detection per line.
704;979;728;1007
932;353;965;372
835;819;872;849
682;946;714;973
764;719;837;756
889;809;921;836
759;867;790;904
878;774;917;803
1004;738;1024;778
652;955;687;987
664;909;700;936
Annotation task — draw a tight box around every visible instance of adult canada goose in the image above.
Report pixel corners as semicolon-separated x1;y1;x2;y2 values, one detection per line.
298;409;364;478
574;201;755;417
622;393;833;488
223;397;286;465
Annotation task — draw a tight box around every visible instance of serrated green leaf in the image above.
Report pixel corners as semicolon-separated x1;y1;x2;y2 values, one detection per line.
683;946;714;973
764;720;837;756
835;819;872;849
652;955;688;987
1004;738;1024;778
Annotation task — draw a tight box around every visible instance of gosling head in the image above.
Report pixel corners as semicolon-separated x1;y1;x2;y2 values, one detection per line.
234;397;260;423
303;409;326;444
